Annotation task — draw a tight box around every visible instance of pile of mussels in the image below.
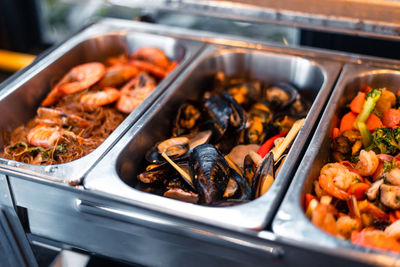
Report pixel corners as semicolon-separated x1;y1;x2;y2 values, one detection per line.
137;74;310;206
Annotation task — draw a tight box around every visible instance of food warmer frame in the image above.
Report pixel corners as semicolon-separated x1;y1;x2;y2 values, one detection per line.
3;17;400;267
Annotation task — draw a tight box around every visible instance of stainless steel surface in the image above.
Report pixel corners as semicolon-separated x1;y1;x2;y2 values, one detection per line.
272;63;400;266
109;0;400;40
84;44;341;230
0;19;203;184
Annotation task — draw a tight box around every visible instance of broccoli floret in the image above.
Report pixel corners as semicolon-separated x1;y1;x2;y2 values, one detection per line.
368;127;400;155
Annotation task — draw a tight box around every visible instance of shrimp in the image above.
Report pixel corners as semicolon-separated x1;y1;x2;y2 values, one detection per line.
385;168;400;186
36;107;90;128
98;64;139;88
319;163;361;200
27;125;80;148
336;216;361;239
355;150;379;177
130;60;168;79
311;203;337;235
80;87;121;107
130;47;170;69
351;228;400;253
41;62;105;106
116;72;156;114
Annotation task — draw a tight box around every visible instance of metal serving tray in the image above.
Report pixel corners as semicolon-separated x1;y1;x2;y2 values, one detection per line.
0;20;203;184
273;63;400;266
83;44;341;230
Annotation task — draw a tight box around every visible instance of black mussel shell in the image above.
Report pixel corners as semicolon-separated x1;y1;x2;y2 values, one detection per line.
190;144;230;205
172;101;202;137
203;95;232;142
229;168;251;201
252;152;274;199
243;154;256;186
222;92;246;130
265;83;298;110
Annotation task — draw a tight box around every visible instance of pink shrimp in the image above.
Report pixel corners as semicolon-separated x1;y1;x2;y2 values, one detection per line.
116;72;156;114
319;163;362;200
80;87;121;107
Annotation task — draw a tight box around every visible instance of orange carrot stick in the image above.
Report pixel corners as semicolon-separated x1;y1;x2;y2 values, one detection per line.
350;92;366;114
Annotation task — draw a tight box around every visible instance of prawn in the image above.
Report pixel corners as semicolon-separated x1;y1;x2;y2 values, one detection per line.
80;87;121;107
27;125;83;149
36;107;90;128
130;47;170;69
311;203;337;235
98;64;139;88
41;62;105;106
116;72;156;114
319;163;362;200
351;228;400;253
355;150;379;177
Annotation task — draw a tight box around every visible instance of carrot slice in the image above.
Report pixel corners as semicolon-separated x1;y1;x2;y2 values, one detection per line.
332;127;340;139
382;108;400;128
350;92;366;114
347;183;370;200
339;112;357;133
365;113;383;132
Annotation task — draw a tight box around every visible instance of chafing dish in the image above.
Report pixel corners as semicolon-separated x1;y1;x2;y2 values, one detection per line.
0;19;203;184
83;44;341;230
273;63;400;266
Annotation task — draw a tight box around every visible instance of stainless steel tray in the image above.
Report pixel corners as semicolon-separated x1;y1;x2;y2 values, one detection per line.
0;20;203;184
83;44;341;230
272;63;400;266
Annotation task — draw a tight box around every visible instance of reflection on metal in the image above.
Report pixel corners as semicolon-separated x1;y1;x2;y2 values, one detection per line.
108;0;400;39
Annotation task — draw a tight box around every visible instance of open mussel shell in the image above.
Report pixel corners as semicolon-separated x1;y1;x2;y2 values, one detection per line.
145;136;190;164
244;101;273;144
172;101;202;137
252;152;275;199
226;80;263;107
265;82;298;110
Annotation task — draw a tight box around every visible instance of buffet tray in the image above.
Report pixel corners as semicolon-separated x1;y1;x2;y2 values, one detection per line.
4;18;399;266
0;19;203;184
272;63;400;266
83;44;341;230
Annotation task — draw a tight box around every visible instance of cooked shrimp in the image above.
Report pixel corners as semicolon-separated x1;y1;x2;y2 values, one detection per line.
130;47;170;69
116;73;156;114
36;107;90;128
130;60;168;79
41;62;105;106
27;125;62;148
311;203;337;235
355;150;379;177
319;163;361;200
336;216;361;239
80;87;121;107
351;228;400;253
27;125;80;148
98;64;139;87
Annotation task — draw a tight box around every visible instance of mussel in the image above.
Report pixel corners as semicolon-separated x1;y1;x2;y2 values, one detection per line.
172;102;202;136
203;93;245;142
244;101;273;144
146;136;189;163
190;144;231;205
251;152;275;199
265;83;298;110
